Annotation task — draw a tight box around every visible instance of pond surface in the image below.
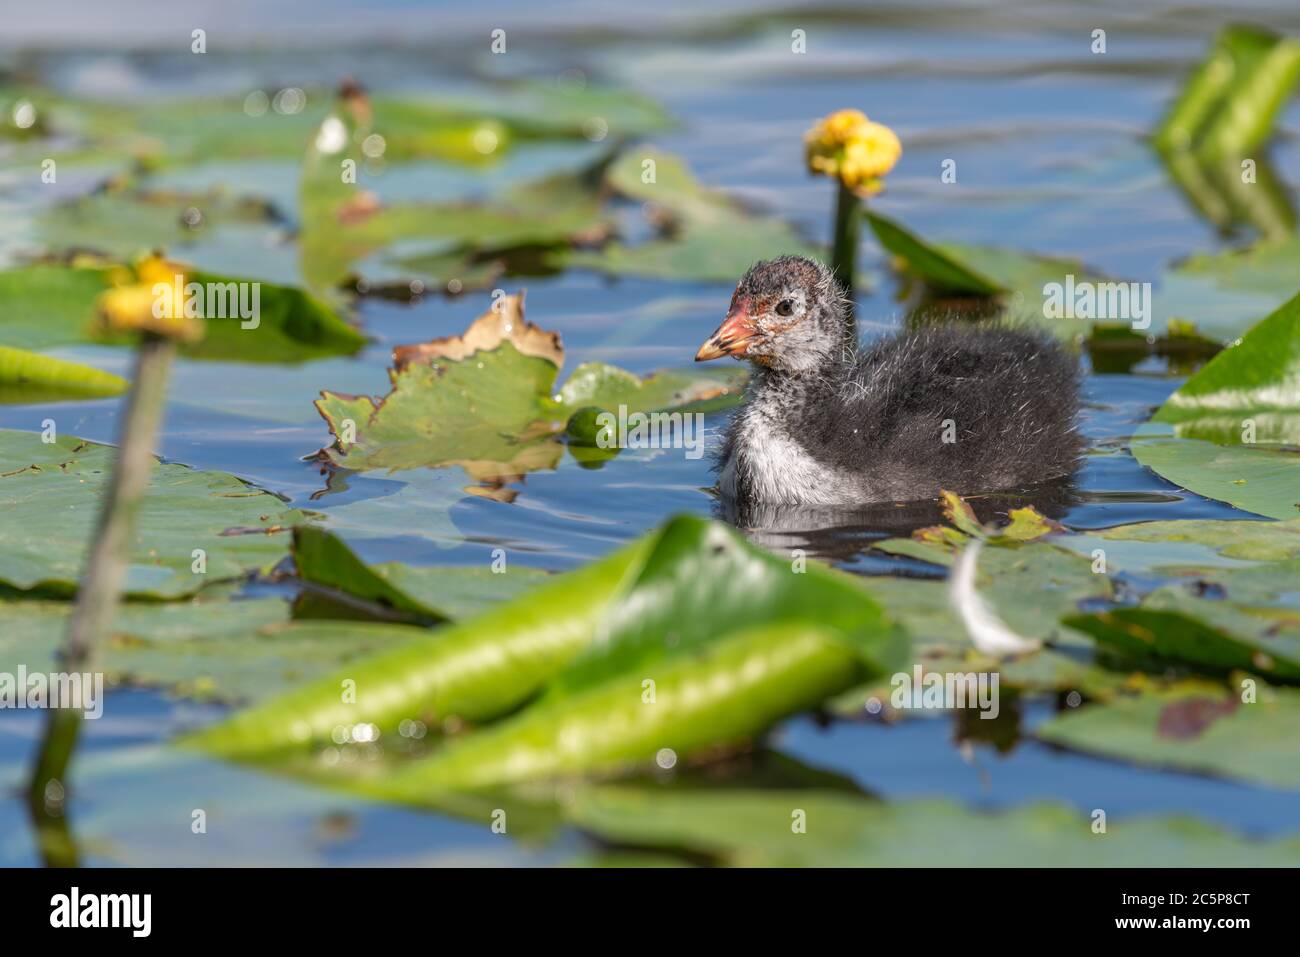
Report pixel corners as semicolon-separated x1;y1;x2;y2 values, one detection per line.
2;0;1298;864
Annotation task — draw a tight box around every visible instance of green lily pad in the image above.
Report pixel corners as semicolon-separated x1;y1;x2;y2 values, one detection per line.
0;345;127;403
1146;551;1300;602
1066;608;1300;684
1154;24;1300;158
0;596;425;705
2;533;553;705
865;209;1101;305
187;515;906;793
1037;682;1300;789
1176;234;1300;303
0;262;365;364
315;293;743;479
1157;146;1295;242
301;143;613;293
1139;559;1300;650
1050;517;1300;682
294;82;659;293
8;79;669;169
304;467;471;551
33;189;282;264
866;208;1293;345
0;588;286;670
1066;516;1300;565
363;623;864;795
0;265;113;351
826;513;1123;710
538;513;906;705
567;786;1300;866
1132;292;1300;519
1149;291;1300;444
291;524;549;622
1154;203;1300;346
864;211;1004;296
185;531;653;758
98;619;427;705
1132;436;1300;520
420;80;672;141
0;429;305;598
566;148;822;282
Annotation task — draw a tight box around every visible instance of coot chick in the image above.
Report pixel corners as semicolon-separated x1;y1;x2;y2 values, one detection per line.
695;256;1083;506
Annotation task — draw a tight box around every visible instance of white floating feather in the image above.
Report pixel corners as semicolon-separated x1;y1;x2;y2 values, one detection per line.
949;540;1040;657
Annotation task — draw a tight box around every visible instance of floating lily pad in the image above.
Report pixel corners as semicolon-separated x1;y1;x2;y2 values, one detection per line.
1045;514;1300;685
824;510;1122;710
566;148;822;282
291;524;549;622
1;596;426;704
1132;292;1300;519
1067;516;1300;565
1151;218;1300;345
1132;435;1300;520
864;211;1005;296
420;80;672;141
1148;291;1300;444
1037;682;1300;789
294;82;657;293
865;209;1099;304
186;531;653;758
98;619;428;704
365;623;867;796
301;148;613;292
0;262;365;364
0;588;284;666
866;209;1292;345
1066;608;1300;684
304;467;472;552
34;189;283;263
0;429;305;598
9;79;669;169
1154;24;1300;158
187;515;906;794
567;786;1300;866
0;345;127;403
0;265;113;351
315;293;744;480
1176;234;1300;303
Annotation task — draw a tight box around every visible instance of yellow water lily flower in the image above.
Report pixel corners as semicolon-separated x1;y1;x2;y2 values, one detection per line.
95;253;205;343
805;108;902;193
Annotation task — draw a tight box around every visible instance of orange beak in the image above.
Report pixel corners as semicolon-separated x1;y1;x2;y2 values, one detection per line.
695;303;758;362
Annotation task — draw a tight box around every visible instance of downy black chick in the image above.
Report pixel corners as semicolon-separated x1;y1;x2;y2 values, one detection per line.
695;256;1083;506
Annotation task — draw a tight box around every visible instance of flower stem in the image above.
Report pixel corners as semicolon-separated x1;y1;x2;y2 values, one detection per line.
830;180;860;325
26;334;176;865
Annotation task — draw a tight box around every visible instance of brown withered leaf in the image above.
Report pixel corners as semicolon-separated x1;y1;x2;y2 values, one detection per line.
391;292;562;371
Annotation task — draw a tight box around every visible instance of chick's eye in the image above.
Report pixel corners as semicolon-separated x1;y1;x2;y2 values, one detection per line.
775;299;795;317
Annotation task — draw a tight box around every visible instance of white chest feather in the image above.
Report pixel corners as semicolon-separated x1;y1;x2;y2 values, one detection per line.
719;406;858;506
